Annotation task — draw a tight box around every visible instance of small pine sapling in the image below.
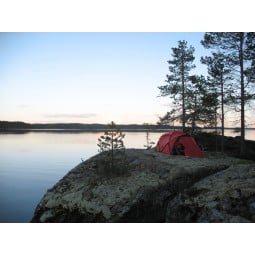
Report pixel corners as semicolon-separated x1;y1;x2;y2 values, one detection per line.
97;121;125;172
143;123;155;149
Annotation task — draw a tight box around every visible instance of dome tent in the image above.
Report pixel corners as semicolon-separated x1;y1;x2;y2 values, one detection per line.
156;131;205;158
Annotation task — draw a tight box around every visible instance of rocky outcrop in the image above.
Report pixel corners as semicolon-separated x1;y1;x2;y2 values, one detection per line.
31;149;255;223
166;164;255;222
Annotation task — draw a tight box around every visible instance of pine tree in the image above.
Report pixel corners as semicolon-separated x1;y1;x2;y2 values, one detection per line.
201;32;255;156
97;121;125;171
186;75;218;133
158;40;195;131
201;52;233;152
143;123;155;149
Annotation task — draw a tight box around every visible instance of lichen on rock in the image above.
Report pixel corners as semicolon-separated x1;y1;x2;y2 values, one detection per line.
166;164;255;222
31;149;255;223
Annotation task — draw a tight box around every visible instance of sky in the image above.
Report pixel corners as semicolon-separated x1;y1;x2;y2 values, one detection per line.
0;32;212;125
0;0;254;126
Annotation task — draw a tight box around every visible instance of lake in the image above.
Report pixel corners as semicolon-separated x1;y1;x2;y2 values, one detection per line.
0;130;254;223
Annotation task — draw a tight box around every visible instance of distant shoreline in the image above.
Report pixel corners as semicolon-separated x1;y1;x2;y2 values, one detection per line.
1;128;254;137
1;121;254;132
0;128;175;133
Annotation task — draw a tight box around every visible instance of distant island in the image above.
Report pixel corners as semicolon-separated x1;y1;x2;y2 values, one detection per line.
0;121;175;132
1;121;254;133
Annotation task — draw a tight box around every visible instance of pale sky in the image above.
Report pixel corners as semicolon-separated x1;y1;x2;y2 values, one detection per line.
1;32;213;124
0;1;254;127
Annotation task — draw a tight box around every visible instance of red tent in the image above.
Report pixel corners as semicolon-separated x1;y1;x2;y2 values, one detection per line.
156;131;205;158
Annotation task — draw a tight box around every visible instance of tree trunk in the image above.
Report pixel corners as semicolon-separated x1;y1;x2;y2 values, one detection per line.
110;123;114;170
239;33;246;156
215;105;218;152
181;59;185;131
220;72;225;153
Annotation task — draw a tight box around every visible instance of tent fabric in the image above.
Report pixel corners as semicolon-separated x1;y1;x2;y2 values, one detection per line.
156;131;205;158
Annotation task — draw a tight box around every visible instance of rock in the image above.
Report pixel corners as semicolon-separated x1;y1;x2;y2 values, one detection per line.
194;132;255;160
31;149;254;223
166;164;255;222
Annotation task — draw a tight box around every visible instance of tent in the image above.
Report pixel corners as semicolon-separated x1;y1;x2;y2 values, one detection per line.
156;131;205;158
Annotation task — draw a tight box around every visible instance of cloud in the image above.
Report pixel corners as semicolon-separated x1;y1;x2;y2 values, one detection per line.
45;113;98;119
17;104;29;108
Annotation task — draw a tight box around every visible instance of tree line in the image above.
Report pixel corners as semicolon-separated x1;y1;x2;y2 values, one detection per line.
0;121;174;131
158;32;255;156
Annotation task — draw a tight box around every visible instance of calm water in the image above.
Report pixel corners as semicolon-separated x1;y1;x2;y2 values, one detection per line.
0;130;254;223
